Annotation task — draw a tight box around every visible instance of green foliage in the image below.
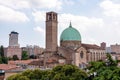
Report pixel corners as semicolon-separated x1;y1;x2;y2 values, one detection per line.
0;45;4;57
93;67;120;80
8;57;13;60
2;56;8;64
0;56;8;64
22;51;29;60
21;69;32;77
0;56;2;63
52;65;87;80
0;45;8;64
13;55;19;60
7;65;88;80
29;55;37;59
106;53;118;66
87;53;120;80
7;74;29;80
88;61;106;72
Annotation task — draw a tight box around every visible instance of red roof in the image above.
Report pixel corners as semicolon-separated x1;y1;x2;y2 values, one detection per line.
0;64;18;70
47;59;58;64
82;43;103;50
8;59;39;65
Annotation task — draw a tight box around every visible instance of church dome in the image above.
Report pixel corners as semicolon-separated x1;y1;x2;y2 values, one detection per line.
60;22;81;41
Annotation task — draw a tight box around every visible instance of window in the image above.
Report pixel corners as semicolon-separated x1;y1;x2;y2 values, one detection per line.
80;51;84;58
53;14;56;20
48;14;52;20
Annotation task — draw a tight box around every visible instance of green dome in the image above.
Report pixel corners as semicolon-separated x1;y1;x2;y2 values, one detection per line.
60;22;81;41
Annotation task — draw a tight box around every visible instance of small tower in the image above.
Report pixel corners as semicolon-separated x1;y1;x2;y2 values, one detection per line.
4;31;22;59
100;42;106;50
9;31;19;47
46;11;58;52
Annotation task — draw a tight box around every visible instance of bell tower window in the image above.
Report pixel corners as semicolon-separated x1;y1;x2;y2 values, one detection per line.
46;12;57;21
47;14;52;21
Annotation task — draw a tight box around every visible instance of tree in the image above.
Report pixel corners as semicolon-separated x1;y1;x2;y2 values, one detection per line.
88;61;106;73
13;55;19;60
106;53;118;66
87;53;120;80
0;45;8;64
52;65;88;80
0;45;4;57
93;67;120;80
7;74;29;80
2;57;8;64
7;65;88;80
29;55;37;59
0;56;2;63
22;51;28;60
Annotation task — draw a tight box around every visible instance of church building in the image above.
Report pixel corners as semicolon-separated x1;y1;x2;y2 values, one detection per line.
43;11;106;68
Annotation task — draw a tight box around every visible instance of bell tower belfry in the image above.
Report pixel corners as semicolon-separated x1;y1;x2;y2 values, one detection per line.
46;11;58;52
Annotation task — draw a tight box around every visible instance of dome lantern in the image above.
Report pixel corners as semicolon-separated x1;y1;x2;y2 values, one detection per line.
69;22;72;28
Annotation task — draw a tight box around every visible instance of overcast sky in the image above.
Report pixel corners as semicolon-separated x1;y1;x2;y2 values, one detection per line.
0;0;120;48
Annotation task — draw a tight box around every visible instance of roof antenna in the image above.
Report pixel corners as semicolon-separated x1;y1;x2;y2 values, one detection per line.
69;21;72;28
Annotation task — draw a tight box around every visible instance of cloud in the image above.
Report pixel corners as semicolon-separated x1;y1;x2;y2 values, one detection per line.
100;0;120;17
99;0;120;45
0;5;29;22
0;0;62;10
32;11;45;23
33;26;45;34
62;0;74;5
32;10;120;46
58;13;103;32
78;0;87;5
33;26;45;41
31;11;104;44
0;0;30;9
58;13;104;44
30;0;62;10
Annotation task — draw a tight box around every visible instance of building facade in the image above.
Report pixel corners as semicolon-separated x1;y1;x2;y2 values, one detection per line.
22;45;44;56
106;44;120;61
43;11;106;68
106;44;120;54
111;44;120;54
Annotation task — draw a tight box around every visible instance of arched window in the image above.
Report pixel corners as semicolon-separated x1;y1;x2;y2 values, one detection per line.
80;51;84;58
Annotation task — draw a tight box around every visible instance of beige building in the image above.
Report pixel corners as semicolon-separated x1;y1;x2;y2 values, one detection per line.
4;31;22;59
22;45;44;56
105;44;120;62
111;44;120;54
43;11;106;68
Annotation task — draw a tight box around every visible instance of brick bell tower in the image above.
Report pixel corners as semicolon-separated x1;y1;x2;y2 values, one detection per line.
46;11;58;52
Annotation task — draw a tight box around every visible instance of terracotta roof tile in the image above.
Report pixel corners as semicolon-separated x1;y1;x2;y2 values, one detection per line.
28;60;43;66
46;59;58;64
8;59;39;65
82;43;103;50
0;64;18;70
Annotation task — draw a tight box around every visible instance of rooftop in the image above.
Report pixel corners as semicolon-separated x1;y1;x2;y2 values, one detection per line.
11;31;18;34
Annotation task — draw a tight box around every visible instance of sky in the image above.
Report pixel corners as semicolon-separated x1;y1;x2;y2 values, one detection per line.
0;0;120;48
